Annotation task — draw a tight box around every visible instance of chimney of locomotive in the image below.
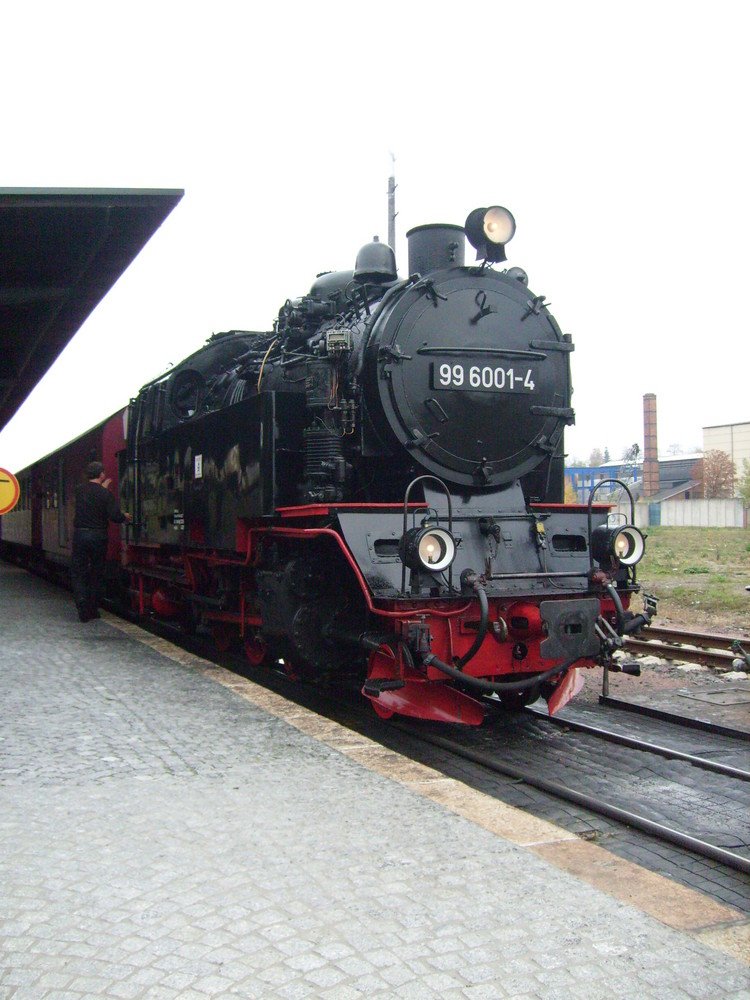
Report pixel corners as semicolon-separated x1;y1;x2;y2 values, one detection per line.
406;223;465;275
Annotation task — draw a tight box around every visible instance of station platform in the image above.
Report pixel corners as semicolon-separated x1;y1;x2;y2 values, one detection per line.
1;561;749;1000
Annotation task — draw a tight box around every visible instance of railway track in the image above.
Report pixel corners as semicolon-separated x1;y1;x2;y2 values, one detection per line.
387;707;750;881
162;612;750;882
527;705;750;780
625;624;749;671
140;609;750;904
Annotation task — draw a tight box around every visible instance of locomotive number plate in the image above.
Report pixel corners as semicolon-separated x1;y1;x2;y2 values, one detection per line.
430;363;536;392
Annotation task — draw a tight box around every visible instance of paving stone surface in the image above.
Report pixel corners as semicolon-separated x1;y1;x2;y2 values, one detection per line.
1;563;749;999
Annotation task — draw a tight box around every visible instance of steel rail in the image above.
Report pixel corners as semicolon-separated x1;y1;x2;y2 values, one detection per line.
388;722;750;877
626;624;748;670
598;696;750;741
625;637;737;670
526;706;750;781
639;625;745;652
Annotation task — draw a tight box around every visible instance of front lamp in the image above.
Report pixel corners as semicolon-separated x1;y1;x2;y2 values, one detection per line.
591;524;646;568
400;526;456;573
464;205;516;262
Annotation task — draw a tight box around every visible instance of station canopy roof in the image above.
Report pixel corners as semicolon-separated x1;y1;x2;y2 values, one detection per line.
0;187;183;433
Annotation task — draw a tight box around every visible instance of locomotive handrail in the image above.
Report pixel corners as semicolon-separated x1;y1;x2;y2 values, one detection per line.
487;570;589;580
416;346;547;360
586;478;636;575
401;475;454;596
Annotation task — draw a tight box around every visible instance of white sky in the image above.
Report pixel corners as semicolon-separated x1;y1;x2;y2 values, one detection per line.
1;0;748;473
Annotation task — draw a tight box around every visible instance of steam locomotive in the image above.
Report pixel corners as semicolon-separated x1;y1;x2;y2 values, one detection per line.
1;205;654;723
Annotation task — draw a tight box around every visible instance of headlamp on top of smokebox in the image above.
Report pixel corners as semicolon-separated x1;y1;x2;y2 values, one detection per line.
464;205;516;262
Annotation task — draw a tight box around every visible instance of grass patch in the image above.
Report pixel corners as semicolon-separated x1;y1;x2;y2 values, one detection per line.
637;526;750;623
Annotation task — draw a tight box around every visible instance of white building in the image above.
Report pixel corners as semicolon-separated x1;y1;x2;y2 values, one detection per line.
703;421;750;489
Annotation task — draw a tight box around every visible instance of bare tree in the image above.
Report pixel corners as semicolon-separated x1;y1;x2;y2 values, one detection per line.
701;450;736;498
588;447;604;467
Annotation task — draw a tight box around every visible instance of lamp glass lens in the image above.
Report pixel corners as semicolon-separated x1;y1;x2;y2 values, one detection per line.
615;527;645;565
483;207;515;245
613;532;632;559
414;528;455;572
419;532;446;565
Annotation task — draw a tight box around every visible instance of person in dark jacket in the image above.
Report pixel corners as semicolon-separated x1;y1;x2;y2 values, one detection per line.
71;460;132;622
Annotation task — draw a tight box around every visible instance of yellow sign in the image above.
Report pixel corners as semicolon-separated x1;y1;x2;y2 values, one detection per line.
0;468;20;515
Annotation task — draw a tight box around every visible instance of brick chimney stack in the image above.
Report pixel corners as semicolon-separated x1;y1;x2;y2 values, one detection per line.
643;393;660;496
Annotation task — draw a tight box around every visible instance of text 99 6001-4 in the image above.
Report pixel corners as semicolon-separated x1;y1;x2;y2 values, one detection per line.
431;363;536;392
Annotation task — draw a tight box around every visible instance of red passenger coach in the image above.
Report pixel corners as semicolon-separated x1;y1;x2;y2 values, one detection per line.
0;408;128;578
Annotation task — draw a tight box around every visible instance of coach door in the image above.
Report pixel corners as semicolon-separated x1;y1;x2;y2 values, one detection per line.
30;469;42;550
57;457;69;549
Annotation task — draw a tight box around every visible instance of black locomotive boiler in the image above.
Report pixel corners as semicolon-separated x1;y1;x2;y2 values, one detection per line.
123;204;653;723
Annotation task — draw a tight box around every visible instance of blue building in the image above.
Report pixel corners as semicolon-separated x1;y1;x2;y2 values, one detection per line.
565;455;701;504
